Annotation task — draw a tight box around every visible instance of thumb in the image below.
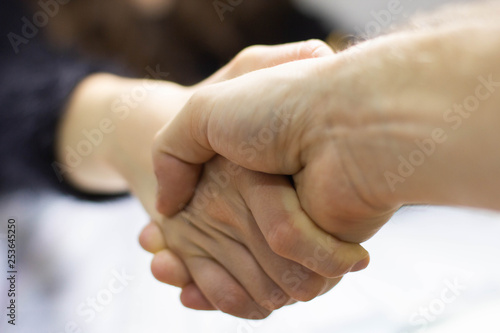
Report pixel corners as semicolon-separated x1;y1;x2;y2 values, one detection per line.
153;84;216;216
199;39;334;86
153;146;206;216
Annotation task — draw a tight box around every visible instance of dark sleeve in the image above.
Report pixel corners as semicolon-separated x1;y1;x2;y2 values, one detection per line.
0;0;127;200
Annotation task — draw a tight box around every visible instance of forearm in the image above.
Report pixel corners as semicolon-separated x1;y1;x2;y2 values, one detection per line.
56;74;189;196
319;16;500;211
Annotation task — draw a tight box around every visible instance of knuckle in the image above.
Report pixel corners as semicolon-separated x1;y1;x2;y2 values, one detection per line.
300;39;331;58
323;244;366;278
151;130;164;155
303;38;327;47
229;45;267;74
239;45;266;60
152;129;173;169
326;256;353;278
188;88;211;114
311;248;352;278
245;309;272;320
213;287;249;315
187;88;214;143
266;217;300;257
257;289;290;311
288;274;326;302
321;277;343;296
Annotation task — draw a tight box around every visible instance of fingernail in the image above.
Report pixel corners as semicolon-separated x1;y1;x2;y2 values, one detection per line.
350;256;370;273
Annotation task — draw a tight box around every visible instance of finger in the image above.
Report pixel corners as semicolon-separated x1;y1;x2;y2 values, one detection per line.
202;230;291;311
143;220;215;311
223;185;334;301
319;276;343;296
139;221;166;253
239;173;370;278
280;276;343;304
241;227;335;302
154;151;203;216
228;40;334;76
175;207;291;311
180;283;216;311
185;256;272;319
200;40;334;85
150;249;192;288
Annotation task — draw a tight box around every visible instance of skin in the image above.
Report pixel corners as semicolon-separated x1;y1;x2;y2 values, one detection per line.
153;156;363;318
56;41;369;318
150;0;500;310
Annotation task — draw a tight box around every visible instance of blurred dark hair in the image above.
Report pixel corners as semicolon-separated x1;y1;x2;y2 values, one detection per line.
26;0;332;84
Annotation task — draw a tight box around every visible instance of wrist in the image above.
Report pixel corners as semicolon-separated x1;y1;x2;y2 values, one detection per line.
102;77;191;195
57;73;190;195
374;26;500;209
56;73;129;193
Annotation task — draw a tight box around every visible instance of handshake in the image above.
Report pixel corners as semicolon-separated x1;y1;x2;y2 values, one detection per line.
137;39;396;319
62;11;500;319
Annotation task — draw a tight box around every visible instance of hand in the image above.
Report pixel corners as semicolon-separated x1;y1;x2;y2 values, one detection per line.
148;156;369;319
56;40;341;312
153;18;500;252
153;32;445;263
152;53;395;258
56;39;335;204
150;0;500;319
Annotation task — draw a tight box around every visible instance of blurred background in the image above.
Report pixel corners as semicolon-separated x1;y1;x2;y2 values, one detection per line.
2;0;500;332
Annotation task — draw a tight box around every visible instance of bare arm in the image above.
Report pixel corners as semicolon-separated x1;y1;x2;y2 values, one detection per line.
153;1;500;247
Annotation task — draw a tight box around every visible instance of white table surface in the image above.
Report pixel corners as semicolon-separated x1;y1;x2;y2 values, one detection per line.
1;191;499;333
